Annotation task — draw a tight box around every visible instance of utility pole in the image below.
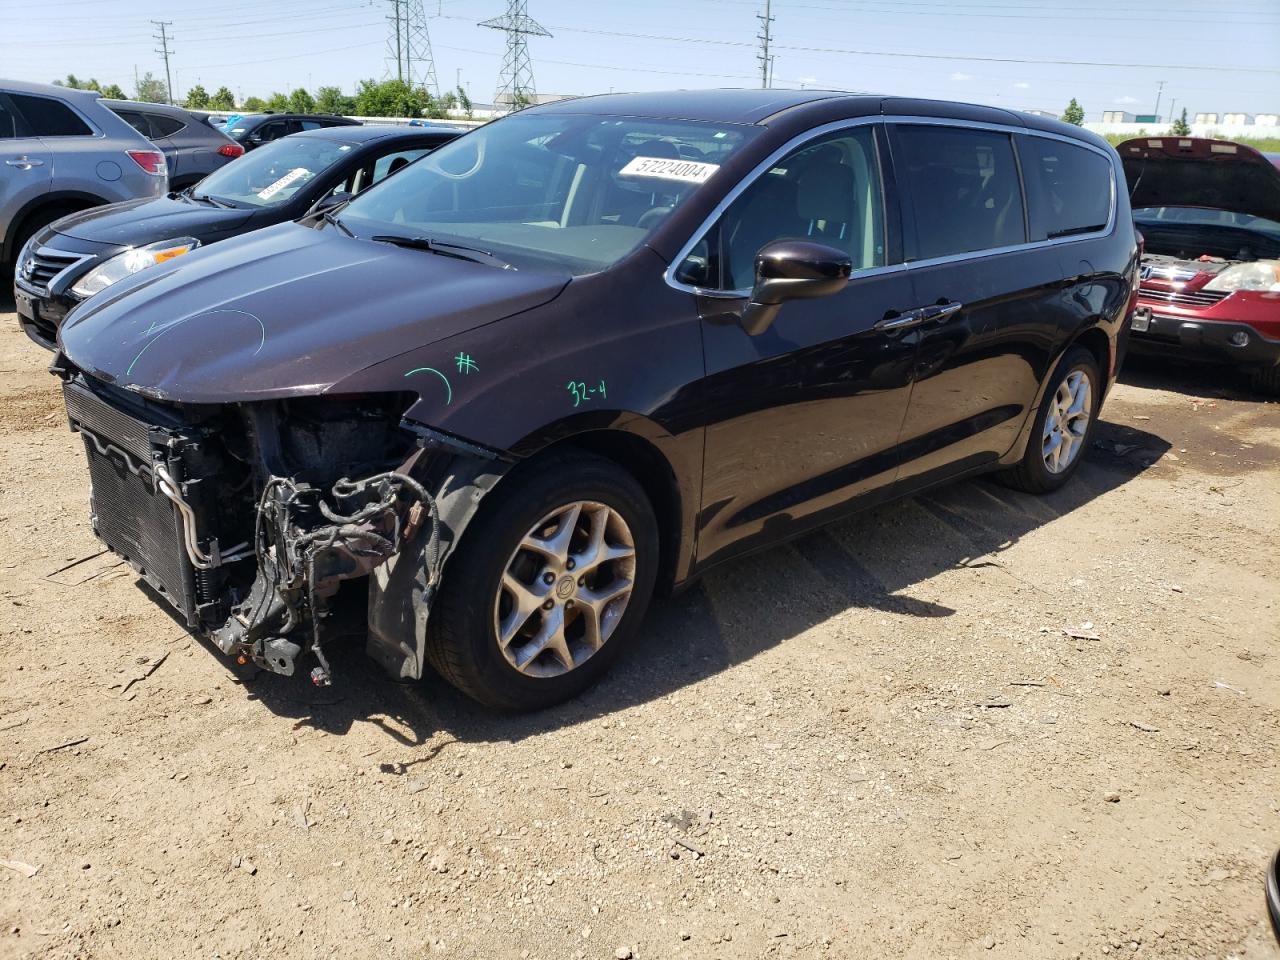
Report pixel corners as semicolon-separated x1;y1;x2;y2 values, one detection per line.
757;0;774;90
152;20;174;104
1153;79;1166;121
1168;97;1178;127
387;0;404;83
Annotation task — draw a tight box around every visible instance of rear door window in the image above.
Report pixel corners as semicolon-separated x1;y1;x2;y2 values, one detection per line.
8;94;93;137
892;124;1026;260
0;94;31;139
1018;136;1112;240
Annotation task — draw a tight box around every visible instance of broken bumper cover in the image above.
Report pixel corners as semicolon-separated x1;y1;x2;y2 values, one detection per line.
58;372;490;686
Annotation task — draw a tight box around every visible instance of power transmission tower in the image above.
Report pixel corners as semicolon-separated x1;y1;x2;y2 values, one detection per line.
404;0;440;97
757;0;774;89
385;0;440;96
479;1;551;111
152;20;175;104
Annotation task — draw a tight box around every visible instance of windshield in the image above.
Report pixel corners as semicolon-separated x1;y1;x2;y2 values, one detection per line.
338;113;758;275
1135;206;1280;239
192;136;355;208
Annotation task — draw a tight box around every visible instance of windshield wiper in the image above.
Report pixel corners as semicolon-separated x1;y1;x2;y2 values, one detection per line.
371;234;513;270
188;192;238;209
322;210;354;237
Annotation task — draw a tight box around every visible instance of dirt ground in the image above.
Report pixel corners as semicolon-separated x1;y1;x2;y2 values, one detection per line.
0;292;1276;960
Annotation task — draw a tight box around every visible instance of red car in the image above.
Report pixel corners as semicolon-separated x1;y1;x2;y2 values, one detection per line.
1119;137;1280;394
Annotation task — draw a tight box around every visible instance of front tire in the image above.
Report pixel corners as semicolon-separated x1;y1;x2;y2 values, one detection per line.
997;346;1101;494
427;452;659;710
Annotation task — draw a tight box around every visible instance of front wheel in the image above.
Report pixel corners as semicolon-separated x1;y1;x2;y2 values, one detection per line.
996;346;1101;494
426;452;659;710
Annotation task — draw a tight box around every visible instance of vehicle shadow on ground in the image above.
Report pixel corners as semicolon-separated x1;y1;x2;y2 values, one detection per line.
1119;354;1273;403
210;417;1171;752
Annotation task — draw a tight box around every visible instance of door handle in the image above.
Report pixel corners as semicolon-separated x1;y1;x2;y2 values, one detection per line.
5;157;45;168
919;301;963;323
874;308;926;332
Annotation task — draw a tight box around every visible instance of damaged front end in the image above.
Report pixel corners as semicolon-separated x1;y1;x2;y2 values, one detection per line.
55;365;500;685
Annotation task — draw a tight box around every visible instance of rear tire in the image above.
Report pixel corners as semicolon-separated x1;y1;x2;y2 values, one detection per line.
6;203;82;281
1250;366;1280;397
427;451;659;711
996;346;1101;494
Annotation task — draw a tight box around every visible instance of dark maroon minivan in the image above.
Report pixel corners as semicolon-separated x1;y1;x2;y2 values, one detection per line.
53;90;1136;709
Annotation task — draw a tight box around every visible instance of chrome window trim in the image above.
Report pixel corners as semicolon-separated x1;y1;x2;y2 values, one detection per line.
663;114;1119;298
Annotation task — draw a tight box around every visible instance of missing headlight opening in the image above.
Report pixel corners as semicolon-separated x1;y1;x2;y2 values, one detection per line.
56;367;495;687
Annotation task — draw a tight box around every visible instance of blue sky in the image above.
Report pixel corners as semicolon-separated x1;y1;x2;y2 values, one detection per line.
2;0;1277;119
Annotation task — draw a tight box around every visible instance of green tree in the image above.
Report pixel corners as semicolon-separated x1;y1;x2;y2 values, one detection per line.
456;85;473;120
287;87;315;114
209;86;236;110
1061;98;1085;126
314;85;352;115
1171;107;1191;136
242;96;267;112
265;91;289;112
100;83;126;100
184;84;210;109
352;79;429;118
135;71;169;104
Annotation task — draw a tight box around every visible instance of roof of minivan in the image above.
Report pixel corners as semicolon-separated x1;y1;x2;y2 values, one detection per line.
101;98;193;117
521;89;1112;150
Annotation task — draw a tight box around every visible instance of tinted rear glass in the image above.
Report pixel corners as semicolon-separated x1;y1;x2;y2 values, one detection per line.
894;125;1026;260
1019;136;1112;240
0;96;26;139
150;114;185;138
9;93;93;137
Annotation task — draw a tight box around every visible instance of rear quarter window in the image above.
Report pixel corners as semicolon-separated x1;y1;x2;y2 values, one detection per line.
8;93;93;137
1018;136;1112;240
149;114;186;138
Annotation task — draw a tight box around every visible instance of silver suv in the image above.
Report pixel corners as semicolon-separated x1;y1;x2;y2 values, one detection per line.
1;79;168;274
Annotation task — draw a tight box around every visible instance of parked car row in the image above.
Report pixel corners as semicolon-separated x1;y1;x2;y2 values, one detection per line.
30;89;1140;709
14;122;459;346
0;79;372;284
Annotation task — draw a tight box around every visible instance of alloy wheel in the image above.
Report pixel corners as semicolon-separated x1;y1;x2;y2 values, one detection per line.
1042;369;1093;474
493;501;637;678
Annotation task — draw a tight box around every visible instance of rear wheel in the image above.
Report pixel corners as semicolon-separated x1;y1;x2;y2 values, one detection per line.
427;452;659;710
996;346;1100;494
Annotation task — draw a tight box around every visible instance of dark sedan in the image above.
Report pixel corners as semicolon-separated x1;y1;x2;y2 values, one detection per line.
52;90;1135;709
14;124;461;348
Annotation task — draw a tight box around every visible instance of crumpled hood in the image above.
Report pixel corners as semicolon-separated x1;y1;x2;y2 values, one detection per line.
54;196;253;245
1119;137;1280;222
59;221;569;403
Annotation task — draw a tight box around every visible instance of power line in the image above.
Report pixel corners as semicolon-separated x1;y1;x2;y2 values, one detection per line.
151;19;174;104
479;1;551;109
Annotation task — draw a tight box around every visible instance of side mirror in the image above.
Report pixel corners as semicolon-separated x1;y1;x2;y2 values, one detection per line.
311;191;352;214
740;239;853;336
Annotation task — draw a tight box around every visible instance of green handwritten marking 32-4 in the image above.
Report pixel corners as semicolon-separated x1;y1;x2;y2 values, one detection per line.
567;380;607;407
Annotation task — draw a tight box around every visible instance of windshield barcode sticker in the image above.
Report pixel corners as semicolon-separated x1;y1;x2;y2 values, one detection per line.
619;156;720;184
257;167;310;200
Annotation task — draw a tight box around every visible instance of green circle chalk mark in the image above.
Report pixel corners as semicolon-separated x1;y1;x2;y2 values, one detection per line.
404;366;453;405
